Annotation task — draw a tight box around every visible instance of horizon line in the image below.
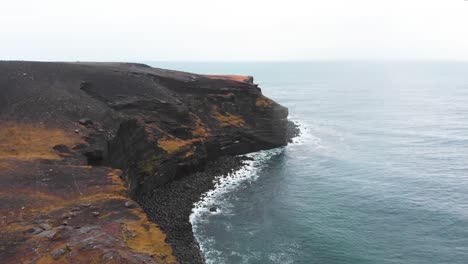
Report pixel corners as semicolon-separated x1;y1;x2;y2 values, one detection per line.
3;59;468;63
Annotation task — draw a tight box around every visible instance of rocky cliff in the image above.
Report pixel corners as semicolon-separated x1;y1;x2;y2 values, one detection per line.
0;61;293;263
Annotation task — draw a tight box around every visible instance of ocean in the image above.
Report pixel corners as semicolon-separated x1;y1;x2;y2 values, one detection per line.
148;61;468;264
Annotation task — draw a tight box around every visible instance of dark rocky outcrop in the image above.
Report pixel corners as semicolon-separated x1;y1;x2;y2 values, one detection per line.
0;61;293;263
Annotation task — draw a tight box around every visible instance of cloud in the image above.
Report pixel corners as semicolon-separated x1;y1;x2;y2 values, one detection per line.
1;0;467;61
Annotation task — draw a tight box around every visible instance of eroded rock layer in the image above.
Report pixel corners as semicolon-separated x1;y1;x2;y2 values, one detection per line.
0;61;290;263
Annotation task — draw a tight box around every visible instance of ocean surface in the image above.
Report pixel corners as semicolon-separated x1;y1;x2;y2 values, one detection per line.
148;61;468;264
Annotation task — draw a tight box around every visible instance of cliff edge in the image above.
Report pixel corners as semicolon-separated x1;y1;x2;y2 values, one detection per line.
0;61;291;263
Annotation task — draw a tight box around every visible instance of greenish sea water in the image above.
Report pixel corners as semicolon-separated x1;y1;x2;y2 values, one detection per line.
150;61;468;264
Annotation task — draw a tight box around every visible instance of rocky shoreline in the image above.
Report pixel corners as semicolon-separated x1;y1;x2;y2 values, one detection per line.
139;122;300;264
0;61;295;263
140;156;249;264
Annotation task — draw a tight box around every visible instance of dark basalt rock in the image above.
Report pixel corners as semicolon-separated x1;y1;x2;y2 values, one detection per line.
141;156;251;264
84;149;104;166
78;118;93;127
0;61;295;264
52;144;71;153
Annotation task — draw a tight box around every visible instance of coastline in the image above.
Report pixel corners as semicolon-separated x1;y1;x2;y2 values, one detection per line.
0;61;296;263
139;156;250;264
190;148;283;263
138;121;301;264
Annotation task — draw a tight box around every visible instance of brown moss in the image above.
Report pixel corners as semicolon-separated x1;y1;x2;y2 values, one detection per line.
191;117;210;138
204;74;252;83
0;123;80;160
121;211;177;263
191;125;207;137
255;95;273;107
158;139;192;154
184;150;194;158
212;110;246;127
1;167;178;263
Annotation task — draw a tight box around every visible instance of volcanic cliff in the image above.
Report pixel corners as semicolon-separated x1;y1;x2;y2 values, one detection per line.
0;61;294;263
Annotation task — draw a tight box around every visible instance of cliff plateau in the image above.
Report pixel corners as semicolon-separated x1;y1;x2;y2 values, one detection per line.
0;61;293;263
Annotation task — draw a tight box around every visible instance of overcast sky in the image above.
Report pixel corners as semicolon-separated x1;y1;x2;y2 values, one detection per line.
1;0;468;61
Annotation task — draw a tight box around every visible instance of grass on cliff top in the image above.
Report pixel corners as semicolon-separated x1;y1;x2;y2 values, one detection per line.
122;210;177;263
2;166;177;263
0;123;80;160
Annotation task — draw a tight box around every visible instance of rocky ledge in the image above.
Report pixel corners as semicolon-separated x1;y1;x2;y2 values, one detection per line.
0;61;295;263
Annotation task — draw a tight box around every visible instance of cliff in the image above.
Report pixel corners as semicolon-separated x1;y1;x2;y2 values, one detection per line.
0;61;292;263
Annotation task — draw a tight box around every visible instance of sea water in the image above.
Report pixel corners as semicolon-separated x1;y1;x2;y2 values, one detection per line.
148;61;468;264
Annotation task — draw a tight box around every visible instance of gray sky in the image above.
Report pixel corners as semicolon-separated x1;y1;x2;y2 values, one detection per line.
1;0;468;61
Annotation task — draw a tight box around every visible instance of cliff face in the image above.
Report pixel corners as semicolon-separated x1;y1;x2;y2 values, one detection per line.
0;61;290;263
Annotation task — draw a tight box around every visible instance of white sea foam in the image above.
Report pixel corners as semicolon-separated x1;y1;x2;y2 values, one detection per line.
288;119;319;146
190;147;283;225
189;118;307;263
285;119;327;157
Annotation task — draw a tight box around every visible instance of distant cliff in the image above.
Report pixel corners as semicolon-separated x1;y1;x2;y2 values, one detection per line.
0;61;292;263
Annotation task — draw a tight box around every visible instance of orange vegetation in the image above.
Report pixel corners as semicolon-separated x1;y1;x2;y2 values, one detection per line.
204;74;252;84
184;150;194;158
1;162;178;263
255;95;273;107
157;137;204;154
157;139;193;154
157;115;209;155
191;116;210;138
211;109;246;127
0;123;80;160
122;214;176;263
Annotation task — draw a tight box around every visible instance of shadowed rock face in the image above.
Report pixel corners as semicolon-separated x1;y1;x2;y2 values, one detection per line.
0;61;290;263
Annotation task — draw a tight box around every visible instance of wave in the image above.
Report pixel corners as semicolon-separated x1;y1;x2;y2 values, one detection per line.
287;118;320;147
189;119;309;263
